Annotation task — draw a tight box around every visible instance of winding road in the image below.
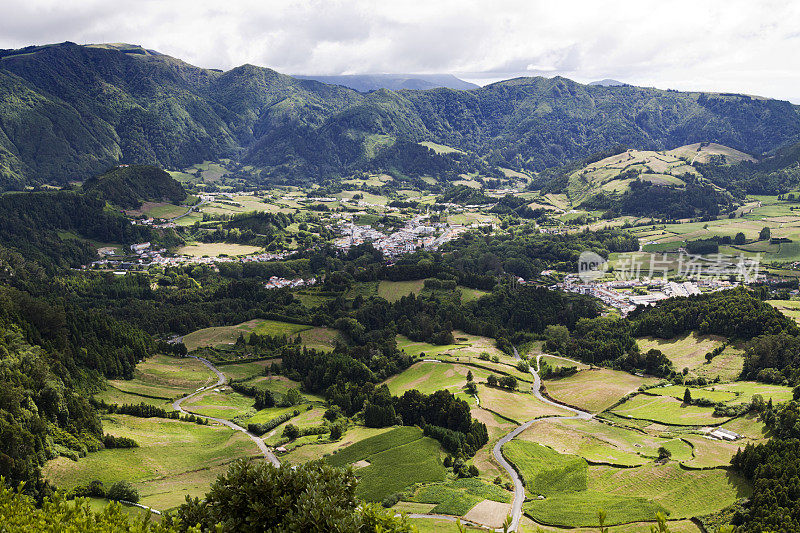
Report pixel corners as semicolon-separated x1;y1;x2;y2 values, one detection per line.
172;355;280;467
490;348;592;531
172;350;587;531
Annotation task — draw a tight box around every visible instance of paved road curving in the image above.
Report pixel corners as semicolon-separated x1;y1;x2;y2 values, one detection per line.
490;348;592;531
172;355;280;467
172;351;588;531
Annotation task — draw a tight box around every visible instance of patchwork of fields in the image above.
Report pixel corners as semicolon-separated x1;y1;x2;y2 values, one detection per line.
77;314;772;530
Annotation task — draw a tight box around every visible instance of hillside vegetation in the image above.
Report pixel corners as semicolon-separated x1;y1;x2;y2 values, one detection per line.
1;42;800;188
82;165;187;208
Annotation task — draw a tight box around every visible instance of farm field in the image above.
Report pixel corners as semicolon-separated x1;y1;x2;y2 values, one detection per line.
326;427;447;501
395;331;506;363
588;462;751;518
507;439;748;527
710;381;793;405
459;286;490;302
182;388;256;421
636;333;745;381
105;354;215;401
518;418;692;466
252;319;313;337
183;319;313;351
409;518;484;532
43;414;259;511
518;517;701;533
544;369;656;413
182;319;266;350
297;326;338;351
283;426;395;464
768;299;800;324
93;386;173;409
539;354;589;370
238;375;323;404
176;242;263;257
505;441;665;527
681;434;748;468
217;359;276;381
263;407;328;447
469;407;516;482
637;332;724;371
646;385;737;403
478;384;569;423
404;477;512;516
129;201;187;219
610;394;730;426
384;361;491;396
377;279;425;302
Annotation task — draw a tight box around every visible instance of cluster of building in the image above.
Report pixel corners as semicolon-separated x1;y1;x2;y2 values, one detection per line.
333;216;467;257
264;276;317;289
86;242;293;272
559;277;733;315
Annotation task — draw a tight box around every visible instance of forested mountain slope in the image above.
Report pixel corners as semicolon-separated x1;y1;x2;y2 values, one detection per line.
1;42;800;189
82;165;187;208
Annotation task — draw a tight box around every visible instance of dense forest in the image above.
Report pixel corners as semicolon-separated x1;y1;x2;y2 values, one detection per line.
0;191;161;269
698;140;800;196
82;165;187;208
731;401;800;532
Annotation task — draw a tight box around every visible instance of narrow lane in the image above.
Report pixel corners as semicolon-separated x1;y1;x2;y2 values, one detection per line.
172;355;280;467
491;348;592;531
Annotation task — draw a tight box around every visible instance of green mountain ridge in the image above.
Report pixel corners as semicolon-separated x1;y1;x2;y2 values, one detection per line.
1;41;800;189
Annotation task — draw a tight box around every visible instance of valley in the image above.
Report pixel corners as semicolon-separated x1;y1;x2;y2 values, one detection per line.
3;37;800;533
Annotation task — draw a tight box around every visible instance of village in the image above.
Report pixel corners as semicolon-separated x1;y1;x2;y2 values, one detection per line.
332;214;469;257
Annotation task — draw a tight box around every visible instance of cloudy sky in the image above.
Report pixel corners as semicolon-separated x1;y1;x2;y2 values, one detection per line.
2;0;799;102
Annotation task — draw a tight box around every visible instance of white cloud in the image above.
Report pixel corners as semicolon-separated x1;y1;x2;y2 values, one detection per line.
1;0;799;102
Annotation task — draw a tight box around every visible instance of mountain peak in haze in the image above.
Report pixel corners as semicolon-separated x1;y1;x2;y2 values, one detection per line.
589;79;628;87
293;73;478;92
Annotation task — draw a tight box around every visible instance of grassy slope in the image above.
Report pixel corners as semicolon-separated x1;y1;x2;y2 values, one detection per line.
544;369;656;413
43;414;258;510
505;441;666;527
326;426;446;501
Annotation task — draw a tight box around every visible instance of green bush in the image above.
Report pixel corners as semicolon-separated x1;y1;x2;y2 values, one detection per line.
106;481;139;503
382;493;401;508
169;460;413;532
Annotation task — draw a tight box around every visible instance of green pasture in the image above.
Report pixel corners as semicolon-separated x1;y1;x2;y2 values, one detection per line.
610;394;729;426
326;427;446;501
384;361;490;396
43;414;258;511
544;369;656;413
377;279;425;302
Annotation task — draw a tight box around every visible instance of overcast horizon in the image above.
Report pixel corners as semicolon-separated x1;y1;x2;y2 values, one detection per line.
2;0;799;103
